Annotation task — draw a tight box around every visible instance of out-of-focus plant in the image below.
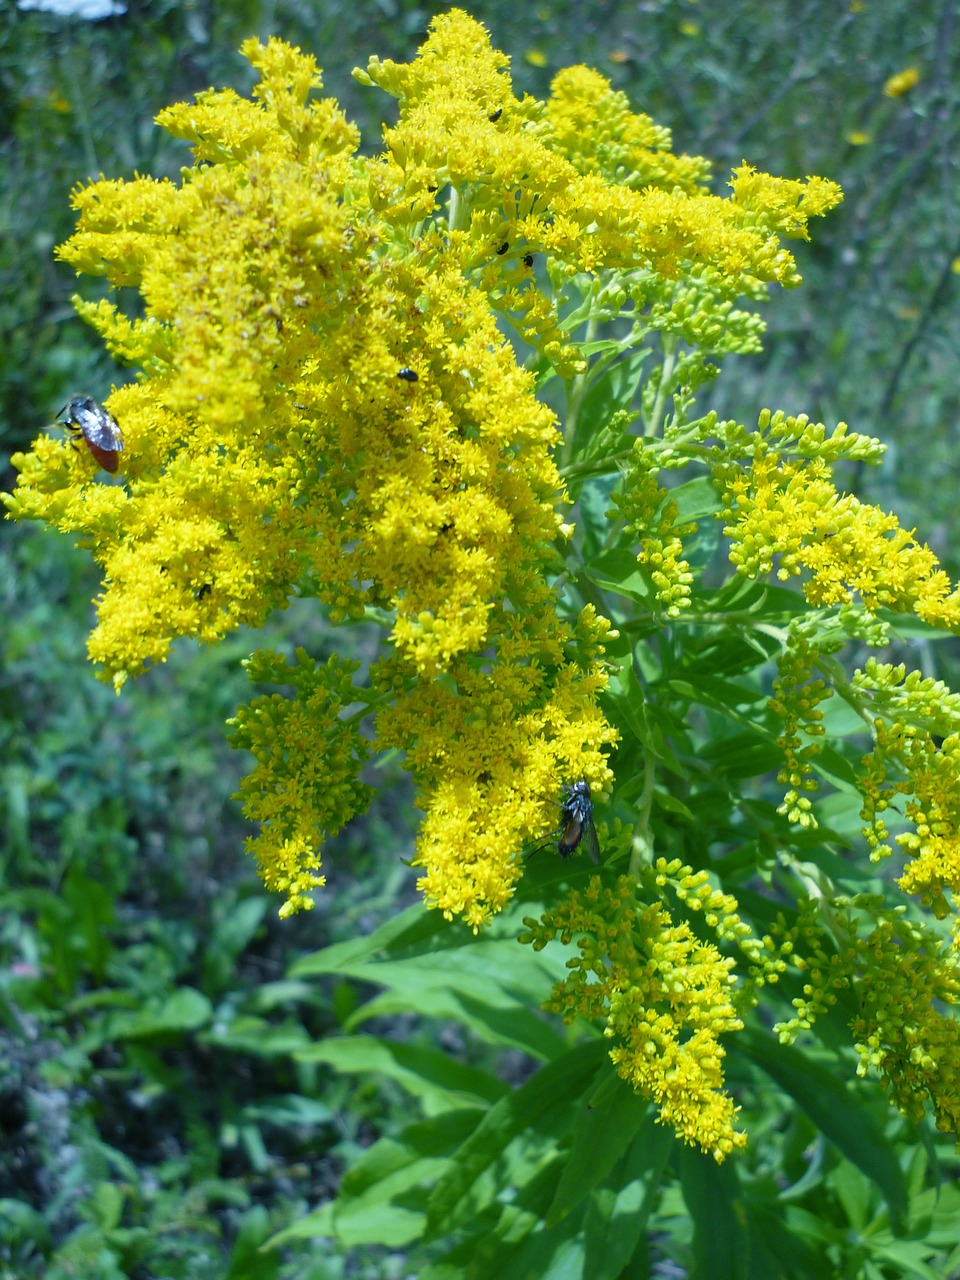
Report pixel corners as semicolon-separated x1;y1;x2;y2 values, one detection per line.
8;9;960;1274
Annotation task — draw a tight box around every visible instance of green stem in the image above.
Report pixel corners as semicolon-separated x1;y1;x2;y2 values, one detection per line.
560;316;598;468
644;337;678;438
559;423;719;484
629;745;657;877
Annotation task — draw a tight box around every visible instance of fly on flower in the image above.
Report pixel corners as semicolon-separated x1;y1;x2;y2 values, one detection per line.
557;780;601;862
57;395;124;473
526;780;601;864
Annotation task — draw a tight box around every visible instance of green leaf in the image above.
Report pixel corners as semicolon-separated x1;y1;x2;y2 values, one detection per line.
239;1094;334;1130
679;1146;750;1280
671;475;723;523
203;1015;310;1057
653;786;696;821
602;655;653;746
89;1181;124;1230
577;474;622;559
202;895;269;993
0;1197;53;1252
547;1066;652;1225
100;987;212;1041
272;1111;480;1249
746;1203;825;1278
581;1118;675;1277
224;1205;281;1280
738;1030;908;1232
575;345;650;447
581;548;652;606
667;675;768;728
298;1034;508;1109
425;1038;607;1240
290;901;456;976
293;933;567;1060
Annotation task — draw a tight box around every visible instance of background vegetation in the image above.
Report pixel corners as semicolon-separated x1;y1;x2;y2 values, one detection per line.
1;1;958;1276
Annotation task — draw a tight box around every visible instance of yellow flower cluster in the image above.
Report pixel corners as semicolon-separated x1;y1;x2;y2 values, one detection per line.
2;13;849;932
727;165;846;241
541;66;711;193
377;603;618;929
852;912;960;1135
768;626;830;830
722;450;960;625
360;9;840;378
228;650;371;916
522;872;748;1160
615;442;696;618
854;662;960;924
775;894;960;1137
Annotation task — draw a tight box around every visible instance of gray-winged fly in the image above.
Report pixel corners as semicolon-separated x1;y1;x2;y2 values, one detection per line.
557;780;600;862
527;780;601;864
58;395;124;473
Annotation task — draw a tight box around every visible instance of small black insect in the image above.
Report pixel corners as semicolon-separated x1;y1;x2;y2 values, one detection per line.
556;780;600;862
522;253;534;269
488;107;503;122
58;395;124;473
496;241;509;255
397;367;419;382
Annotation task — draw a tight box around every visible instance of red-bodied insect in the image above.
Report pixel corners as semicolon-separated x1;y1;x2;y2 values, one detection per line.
58;395;124;473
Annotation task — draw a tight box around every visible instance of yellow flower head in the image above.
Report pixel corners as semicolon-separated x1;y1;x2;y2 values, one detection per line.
884;66;921;97
523;871;748;1160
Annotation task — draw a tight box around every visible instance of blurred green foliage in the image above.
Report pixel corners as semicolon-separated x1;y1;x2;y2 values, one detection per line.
2;0;959;1275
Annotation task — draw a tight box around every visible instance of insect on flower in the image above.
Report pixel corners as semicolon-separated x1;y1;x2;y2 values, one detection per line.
57;395;124;473
397;367;419;382
526;781;601;864
557;780;601;862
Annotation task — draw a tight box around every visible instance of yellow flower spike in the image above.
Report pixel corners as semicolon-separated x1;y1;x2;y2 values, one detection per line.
523;875;748;1160
721;437;960;627
544;65;711;193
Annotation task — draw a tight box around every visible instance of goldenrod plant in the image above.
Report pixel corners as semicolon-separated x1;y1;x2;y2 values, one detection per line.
8;11;960;1272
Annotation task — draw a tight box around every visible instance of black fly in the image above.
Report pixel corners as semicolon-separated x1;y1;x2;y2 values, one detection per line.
556;780;600;862
523;782;601;865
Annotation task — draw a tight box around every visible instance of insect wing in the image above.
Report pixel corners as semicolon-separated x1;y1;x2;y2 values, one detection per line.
581;816;601;864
